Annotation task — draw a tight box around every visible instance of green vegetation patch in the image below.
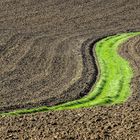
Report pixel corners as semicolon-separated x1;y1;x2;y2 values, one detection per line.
1;32;140;116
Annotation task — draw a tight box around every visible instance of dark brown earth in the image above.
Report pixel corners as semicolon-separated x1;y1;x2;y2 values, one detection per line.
0;0;140;139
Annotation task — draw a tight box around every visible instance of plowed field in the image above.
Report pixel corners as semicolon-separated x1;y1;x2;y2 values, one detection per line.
0;0;140;139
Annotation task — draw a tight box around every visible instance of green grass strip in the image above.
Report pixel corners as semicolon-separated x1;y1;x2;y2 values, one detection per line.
1;32;140;116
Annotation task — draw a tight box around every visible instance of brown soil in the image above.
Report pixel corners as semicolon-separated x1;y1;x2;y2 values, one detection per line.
0;33;98;112
119;35;140;101
0;0;140;139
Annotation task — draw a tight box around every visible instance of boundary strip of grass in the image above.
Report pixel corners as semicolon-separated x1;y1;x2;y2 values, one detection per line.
1;32;140;116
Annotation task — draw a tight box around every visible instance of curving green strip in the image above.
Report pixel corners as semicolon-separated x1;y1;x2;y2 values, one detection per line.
1;32;140;116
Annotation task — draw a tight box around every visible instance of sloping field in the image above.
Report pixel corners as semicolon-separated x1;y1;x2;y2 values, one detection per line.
1;32;139;115
0;0;140;139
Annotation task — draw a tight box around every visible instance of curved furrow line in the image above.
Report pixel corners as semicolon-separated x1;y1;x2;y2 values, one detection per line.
0;34;97;112
119;35;140;100
1;32;140;115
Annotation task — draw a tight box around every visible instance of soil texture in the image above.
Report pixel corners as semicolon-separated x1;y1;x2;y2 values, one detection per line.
0;0;140;139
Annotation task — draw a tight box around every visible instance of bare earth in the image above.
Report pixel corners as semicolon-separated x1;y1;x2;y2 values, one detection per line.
0;0;140;139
